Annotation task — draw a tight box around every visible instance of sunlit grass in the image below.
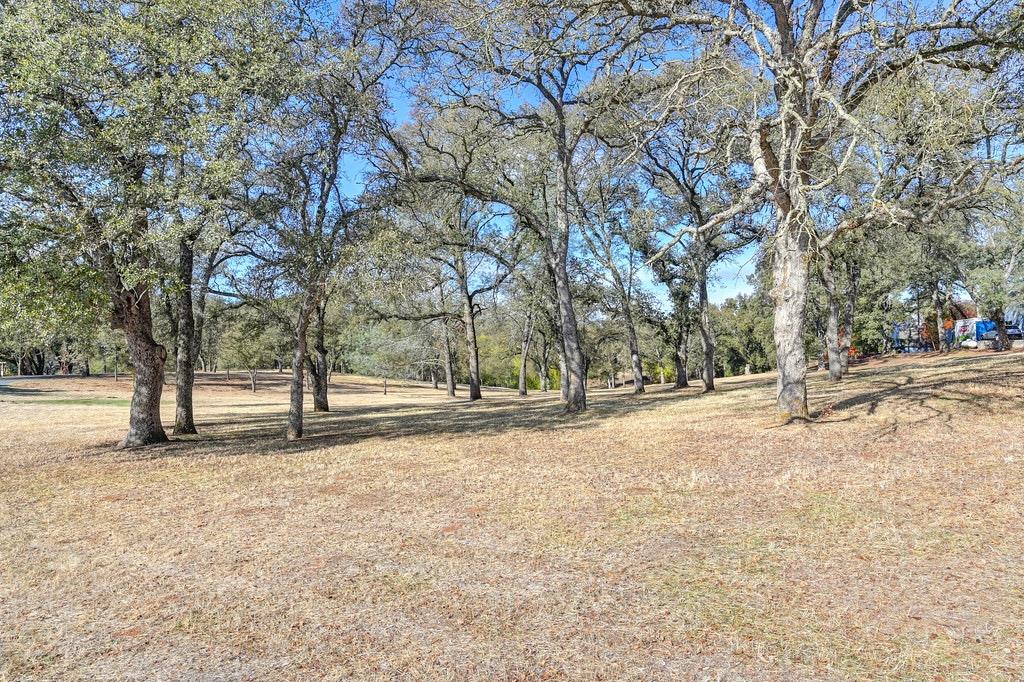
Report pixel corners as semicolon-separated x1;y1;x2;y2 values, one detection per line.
2;352;1023;679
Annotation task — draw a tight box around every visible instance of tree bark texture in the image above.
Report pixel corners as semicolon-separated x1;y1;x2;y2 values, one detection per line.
115;286;169;447
518;312;534;396
174;238;199;435
772;227;811;420
821;259;843;382
287;298;316;441
696;260;716;392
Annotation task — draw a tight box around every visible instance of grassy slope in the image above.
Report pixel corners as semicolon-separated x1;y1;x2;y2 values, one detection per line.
1;352;1022;680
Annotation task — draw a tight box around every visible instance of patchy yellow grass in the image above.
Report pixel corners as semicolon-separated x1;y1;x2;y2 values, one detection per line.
2;352;1023;680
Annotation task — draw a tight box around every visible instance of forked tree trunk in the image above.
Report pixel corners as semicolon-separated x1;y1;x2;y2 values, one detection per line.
696;261;715;392
115;287;169;448
21;349;45;376
174;238;199;436
772;227;811;421
248;369;257;392
431;366;439;390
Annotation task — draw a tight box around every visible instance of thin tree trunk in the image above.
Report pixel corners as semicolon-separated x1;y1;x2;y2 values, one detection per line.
115;287;168;447
673;329;689;388
534;332;551;392
462;291;482;401
839;264;859;374
518;312;534;397
174;238;199;436
249;369;257;392
310;301;329;412
821;259;843;382
441;321;457;397
287;298;315;441
933;284;945;353
431;365;439;390
696;260;715;392
672;294;691;389
540;336;551;392
772;226;811;420
624;303;645;394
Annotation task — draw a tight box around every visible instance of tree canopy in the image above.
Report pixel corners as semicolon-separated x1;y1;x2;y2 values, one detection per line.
2;0;1023;443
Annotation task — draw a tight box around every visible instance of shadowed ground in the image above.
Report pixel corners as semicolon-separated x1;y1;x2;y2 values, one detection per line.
2;351;1023;680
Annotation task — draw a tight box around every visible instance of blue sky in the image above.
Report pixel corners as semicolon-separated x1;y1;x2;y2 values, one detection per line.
708;243;759;303
639;242;758;311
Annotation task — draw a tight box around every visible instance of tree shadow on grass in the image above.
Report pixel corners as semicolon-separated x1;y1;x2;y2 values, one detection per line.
107;378;779;461
0;382;62;399
805;353;1024;437
80;352;1023;461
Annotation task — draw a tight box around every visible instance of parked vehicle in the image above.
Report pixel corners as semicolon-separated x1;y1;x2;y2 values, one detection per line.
981;325;1023;342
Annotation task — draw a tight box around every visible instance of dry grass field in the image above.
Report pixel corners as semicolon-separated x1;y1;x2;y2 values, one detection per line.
2;352;1023;681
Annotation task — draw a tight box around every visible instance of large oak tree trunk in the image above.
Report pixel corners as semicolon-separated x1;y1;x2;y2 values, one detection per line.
115;287;169;447
994;312;1011;351
557;347;569;401
771;227;811;421
174;238;199;436
548;248;586;412
547;144;587;412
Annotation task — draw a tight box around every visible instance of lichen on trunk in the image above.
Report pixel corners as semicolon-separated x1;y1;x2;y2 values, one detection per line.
771;226;811;421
